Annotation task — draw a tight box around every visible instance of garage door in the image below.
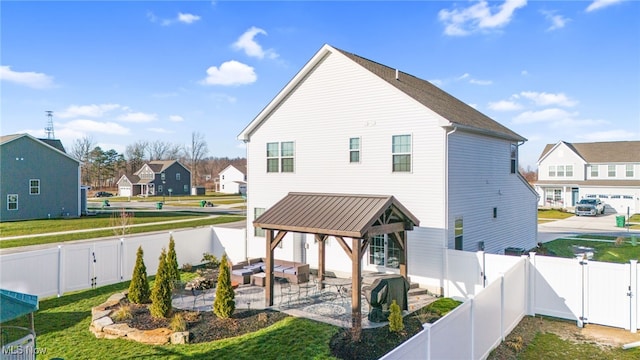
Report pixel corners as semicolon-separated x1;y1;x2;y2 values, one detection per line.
119;186;131;197
606;195;637;215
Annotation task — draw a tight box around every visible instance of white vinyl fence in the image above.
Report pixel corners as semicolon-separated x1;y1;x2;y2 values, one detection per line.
0;226;245;298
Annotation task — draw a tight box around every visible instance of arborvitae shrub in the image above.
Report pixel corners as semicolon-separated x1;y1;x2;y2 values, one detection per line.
388;299;404;333
213;254;235;318
166;235;180;283
150;248;172;318
128;246;150;304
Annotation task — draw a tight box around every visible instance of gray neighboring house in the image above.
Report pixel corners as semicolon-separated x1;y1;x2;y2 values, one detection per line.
1;133;82;222
116;160;191;197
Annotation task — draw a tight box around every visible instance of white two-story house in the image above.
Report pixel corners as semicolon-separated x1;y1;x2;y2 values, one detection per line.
237;44;538;290
535;140;640;215
217;165;246;195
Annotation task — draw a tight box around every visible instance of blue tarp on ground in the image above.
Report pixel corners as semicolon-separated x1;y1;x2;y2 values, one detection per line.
0;289;38;323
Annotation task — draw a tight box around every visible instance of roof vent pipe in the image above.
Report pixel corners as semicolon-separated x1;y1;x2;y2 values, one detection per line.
395;69;399;80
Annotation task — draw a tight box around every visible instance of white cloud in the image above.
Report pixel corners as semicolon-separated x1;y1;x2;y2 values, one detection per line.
210;93;237;103
200;60;257;86
0;65;55;89
438;0;527;36
520;91;578;107
147;127;173;134
232;27;279;59
586;0;625;12
58;104;122;118
488;100;522;111
577;129;638;141
456;73;492;85
178;13;201;24
169;115;184;122
513;108;578;124
60;119;130;135
148;11;201;26
541;10;570;31
117;112;157;123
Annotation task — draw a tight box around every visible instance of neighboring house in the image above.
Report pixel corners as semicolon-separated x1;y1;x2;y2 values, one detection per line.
237;44;538;289
535;140;640;215
218;165;246;194
1;134;82;221
116;160;191;198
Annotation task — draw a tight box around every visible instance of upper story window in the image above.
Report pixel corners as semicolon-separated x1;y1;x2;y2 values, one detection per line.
221;175;225;180
557;165;565;177
548;165;556;177
608;165;616;177
266;142;294;173
176;173;181;181
626;164;634;178
349;137;360;163
510;144;517;174
392;135;411;172
29;179;40;195
7;194;18;210
591;165;599;177
566;165;573;177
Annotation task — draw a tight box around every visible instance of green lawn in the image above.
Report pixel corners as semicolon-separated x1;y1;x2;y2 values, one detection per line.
520;332;639;360
541;236;640;263
0;215;245;249
2;280;338;360
537;209;574;221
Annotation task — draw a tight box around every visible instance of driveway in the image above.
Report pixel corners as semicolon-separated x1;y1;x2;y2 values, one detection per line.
538;213;640;243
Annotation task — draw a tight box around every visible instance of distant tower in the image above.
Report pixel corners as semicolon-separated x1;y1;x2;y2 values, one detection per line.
45;111;55;139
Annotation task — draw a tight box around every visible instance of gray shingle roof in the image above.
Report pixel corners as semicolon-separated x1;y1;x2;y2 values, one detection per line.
334;48;525;142
539;141;640;163
253;192;420;239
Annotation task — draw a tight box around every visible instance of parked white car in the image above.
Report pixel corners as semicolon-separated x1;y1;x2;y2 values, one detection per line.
575;198;605;216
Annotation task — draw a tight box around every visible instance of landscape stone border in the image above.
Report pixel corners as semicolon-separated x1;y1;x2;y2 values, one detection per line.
89;292;189;345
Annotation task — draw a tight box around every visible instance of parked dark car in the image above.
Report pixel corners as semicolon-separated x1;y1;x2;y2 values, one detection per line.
95;191;113;198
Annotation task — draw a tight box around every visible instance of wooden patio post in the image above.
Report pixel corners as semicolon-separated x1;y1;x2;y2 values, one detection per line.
317;234;325;290
265;229;274;306
352;237;362;339
399;231;408;279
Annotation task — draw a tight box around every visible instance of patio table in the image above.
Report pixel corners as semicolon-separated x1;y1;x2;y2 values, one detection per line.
321;278;352;303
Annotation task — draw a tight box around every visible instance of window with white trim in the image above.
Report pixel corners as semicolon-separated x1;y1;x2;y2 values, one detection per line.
7;194;18;210
548;165;556;177
349;137;360;163
626;164;634;178
392;135;411;172
158;185;163;193
29;179;40;195
176;173;181;181
557;165;565;177
608;165;616;177
254;208;265;237
566;165;573;177
591;165;599;177
266;142;294;173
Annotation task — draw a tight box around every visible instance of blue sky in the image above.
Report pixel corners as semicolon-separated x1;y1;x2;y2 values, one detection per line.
2;0;638;169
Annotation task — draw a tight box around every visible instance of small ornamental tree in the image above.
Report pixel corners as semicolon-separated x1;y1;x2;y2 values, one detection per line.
150;248;172;318
388;299;404;333
166;235;180;283
128;246;150;304
213;254;235;319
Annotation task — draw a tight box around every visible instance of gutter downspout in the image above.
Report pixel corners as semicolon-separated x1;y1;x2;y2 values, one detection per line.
444;126;457;296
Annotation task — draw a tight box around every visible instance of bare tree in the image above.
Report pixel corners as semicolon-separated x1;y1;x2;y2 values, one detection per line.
149;140;172;160
70;136;95;185
125;140;148;173
186;131;209;186
111;208;135;237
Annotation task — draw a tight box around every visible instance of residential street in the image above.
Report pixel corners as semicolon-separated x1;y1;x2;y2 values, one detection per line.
538;213;640;243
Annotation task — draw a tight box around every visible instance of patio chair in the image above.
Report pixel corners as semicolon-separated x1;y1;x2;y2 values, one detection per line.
172;280;188;304
278;278;298;306
191;287;209;309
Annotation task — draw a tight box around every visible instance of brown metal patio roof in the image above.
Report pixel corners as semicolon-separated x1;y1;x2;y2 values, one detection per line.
253;192;420;239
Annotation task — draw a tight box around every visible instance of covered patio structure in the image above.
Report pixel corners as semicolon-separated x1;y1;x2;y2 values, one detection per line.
253;192;419;338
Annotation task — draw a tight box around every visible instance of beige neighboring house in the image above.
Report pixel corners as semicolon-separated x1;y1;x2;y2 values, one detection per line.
116;160;191;197
217;165;246;195
535;140;640;215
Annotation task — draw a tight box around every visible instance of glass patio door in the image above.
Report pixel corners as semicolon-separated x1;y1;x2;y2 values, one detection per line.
369;234;400;269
